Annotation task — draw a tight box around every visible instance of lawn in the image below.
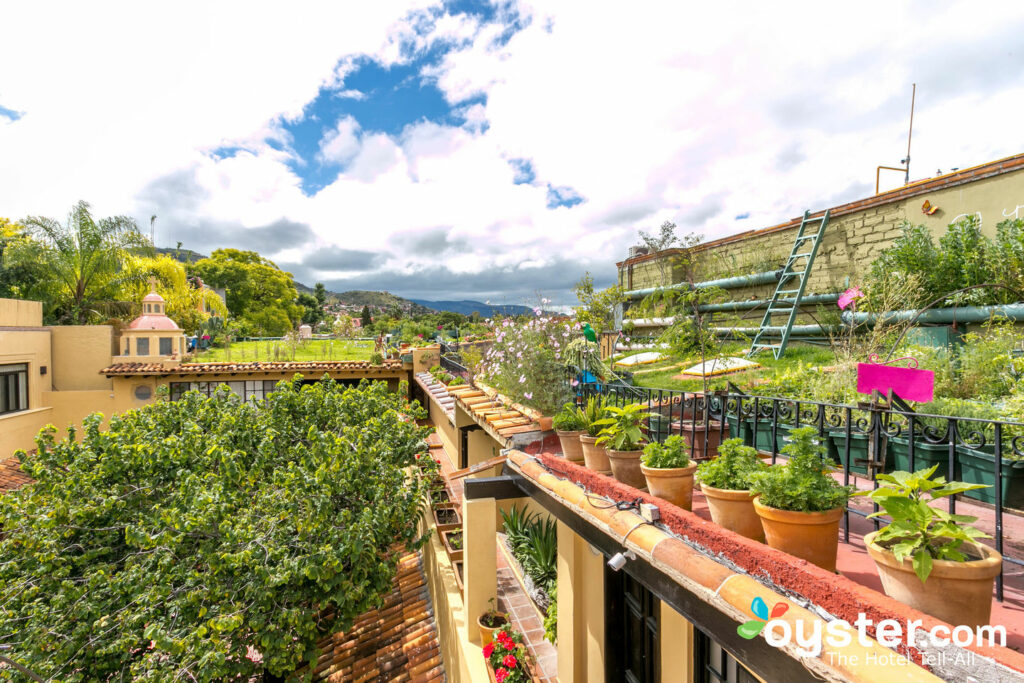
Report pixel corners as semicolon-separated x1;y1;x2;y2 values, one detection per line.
618;341;837;392
192;338;374;363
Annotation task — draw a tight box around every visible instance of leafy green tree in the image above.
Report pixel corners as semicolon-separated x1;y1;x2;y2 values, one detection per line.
0;217;44;300
0;379;435;680
314;282;328;308
6;201;150;323
190;249;300;335
573;271;623;333
127;254;228;334
298;292;323;326
360;305;372;328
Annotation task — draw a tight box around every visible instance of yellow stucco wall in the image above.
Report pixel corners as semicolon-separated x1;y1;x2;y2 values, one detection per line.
50;326;114;391
0;323;52;460
0;298;43;327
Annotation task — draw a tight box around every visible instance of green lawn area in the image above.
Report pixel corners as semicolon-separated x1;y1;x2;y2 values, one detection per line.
192;338;374;363
621;342;837;392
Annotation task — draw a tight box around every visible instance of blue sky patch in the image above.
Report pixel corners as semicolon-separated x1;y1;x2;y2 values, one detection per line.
0;104;24;122
735;212;750;220
546;184;584;209
509;158;536;185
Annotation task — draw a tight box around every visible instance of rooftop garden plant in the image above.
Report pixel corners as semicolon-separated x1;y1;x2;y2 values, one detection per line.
501;505;556;606
480;312;578;415
552;402;587;432
580;395;609;438
748;426;853;513
697;438;766;491
0;378;433;680
641;435;691;469
594;403;650;452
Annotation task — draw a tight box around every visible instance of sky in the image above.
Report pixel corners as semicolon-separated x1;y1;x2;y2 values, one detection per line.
2;2;1024;306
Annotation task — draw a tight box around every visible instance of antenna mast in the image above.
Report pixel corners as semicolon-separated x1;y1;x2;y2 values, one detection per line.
150;215;157;246
903;84;916;185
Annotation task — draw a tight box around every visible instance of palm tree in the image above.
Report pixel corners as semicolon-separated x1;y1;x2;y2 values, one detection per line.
10;201;151;323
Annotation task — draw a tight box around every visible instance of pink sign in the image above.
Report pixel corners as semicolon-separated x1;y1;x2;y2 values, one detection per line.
857;356;934;403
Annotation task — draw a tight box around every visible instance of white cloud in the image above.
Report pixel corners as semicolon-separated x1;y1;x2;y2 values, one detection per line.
2;1;1024;304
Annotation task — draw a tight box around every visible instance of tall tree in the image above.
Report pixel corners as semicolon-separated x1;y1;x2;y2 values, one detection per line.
127;255;228;334
0;217;44;300
360;305;372;328
7;201;150;323
189;249;300;336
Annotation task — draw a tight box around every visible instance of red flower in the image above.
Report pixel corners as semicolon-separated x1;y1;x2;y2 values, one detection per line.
483;642;494;658
496;631;514;650
414;453;421;460
502;653;518;669
495;668;509;683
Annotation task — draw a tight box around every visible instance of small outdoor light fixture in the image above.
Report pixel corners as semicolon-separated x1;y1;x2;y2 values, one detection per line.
607;550;636;572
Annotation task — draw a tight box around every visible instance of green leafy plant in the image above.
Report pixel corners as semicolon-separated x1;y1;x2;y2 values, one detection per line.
0;378;432;680
594;403;651;451
641;435;691;469
544;590;558;645
448;376;466;386
697;438;767;489
502;504;539;555
480;597;507;629
748;426;853;512
370;351;385;364
857;466;990;582
552;402;586;431
521;517;558;593
580;395;609;437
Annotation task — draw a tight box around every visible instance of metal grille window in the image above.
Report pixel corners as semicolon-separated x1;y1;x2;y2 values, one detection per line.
159;337;173;355
136;337;150;355
0;364;29;416
169;380;282;402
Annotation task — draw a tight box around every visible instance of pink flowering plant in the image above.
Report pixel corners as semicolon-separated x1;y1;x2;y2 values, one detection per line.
480;313;578;415
483;624;531;683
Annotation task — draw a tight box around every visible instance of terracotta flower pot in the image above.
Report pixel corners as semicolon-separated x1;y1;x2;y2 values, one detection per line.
556;430;586;462
441;529;464;562
679;421;725;459
477;612;508;647
641;463;698;510
700;484;764;542
607;449;647;490
580;435;611;473
432;503;462;532
537;416;554;432
865;531;1002;629
753;497;843;571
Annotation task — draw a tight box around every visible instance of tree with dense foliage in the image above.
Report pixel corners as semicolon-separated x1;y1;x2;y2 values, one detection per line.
360;305;372;328
126;255;228;334
0;378;436;680
189;249;300;335
4;201;151;323
0;217;44;299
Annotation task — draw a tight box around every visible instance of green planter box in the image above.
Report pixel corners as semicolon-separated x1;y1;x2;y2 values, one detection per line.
748;421;791;455
956;445;1024;509
828;431;893;477
728;419;751;445
889;436;953;480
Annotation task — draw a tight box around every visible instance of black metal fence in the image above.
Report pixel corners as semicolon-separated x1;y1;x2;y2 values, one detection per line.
439;341;472;381
576;380;1024;601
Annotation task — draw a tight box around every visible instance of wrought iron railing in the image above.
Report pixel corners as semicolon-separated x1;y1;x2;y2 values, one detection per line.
439;341;472;381
576;381;1024;602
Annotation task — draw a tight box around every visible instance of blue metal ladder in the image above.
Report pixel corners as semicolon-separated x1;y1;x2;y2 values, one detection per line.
747;209;831;359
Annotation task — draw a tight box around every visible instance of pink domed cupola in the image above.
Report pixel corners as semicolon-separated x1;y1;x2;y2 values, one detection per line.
121;278;186;360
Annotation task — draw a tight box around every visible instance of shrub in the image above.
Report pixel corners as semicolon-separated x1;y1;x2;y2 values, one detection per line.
552;402;586;431
748;426;853;512
544;591;558;645
642;435;691;469
0;378;432;680
370;351;384;364
580;395;609;437
697;438;766;490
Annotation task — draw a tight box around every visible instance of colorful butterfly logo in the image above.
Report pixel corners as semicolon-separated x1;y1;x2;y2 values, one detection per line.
737;597;789;639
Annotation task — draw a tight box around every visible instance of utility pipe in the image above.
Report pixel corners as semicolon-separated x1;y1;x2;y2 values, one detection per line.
622;269;782;301
624;293;842;327
843;303;1024;326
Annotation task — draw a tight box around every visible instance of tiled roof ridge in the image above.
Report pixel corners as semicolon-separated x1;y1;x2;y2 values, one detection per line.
100;359;404;376
508;450;1024;682
616;151;1024;268
0;455;32;493
446;381;550;444
300;548;445;682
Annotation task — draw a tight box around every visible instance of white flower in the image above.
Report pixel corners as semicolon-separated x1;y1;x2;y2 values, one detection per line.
519;374;526;383
524;392;533;399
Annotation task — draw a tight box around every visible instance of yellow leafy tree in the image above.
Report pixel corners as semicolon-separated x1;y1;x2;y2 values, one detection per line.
126;255;228;334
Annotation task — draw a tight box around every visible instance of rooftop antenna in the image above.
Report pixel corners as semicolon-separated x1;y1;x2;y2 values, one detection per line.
874;83;918;193
902;83;916;185
150;215;157;246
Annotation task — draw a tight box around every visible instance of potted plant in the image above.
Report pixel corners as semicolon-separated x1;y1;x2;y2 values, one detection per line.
441;529;464;562
552;402;586;463
430;488;451;506
697;438;769;542
595;403;651;489
748;426;854;571
483;624;537;683
859;465;1002;628
640;435;697;510
578;396;611;474
432;503;462;531
478;598;509;647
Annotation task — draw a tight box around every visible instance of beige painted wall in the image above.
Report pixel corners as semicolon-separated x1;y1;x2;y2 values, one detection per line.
0;298;43;327
50;326;114;391
0;325;52;459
